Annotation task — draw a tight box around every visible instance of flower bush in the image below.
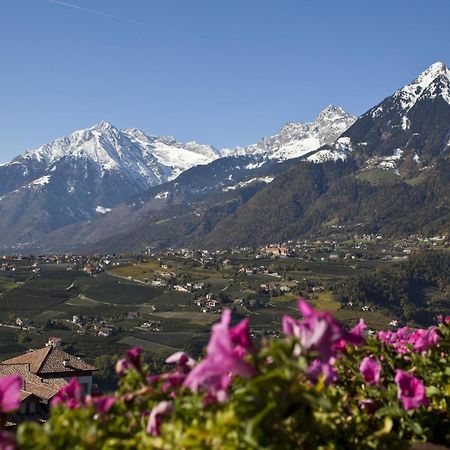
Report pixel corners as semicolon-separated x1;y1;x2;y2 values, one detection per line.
2;300;448;449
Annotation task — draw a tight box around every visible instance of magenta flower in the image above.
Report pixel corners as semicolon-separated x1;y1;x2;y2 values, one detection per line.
378;326;440;354
230;318;253;356
0;430;16;450
115;358;131;376
410;328;440;353
334;319;366;351
184;309;255;398
283;300;346;361
88;395;116;414
126;347;143;369
0;375;21;414
307;358;338;385
165;351;195;371
359;357;381;385
147;401;173;436
51;378;82;409
116;346;143;375
438;315;450;325
395;370;428;411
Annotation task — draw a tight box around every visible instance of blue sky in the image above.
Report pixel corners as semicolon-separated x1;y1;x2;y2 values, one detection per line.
1;0;450;162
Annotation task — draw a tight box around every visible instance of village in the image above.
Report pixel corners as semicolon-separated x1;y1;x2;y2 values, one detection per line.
0;232;447;369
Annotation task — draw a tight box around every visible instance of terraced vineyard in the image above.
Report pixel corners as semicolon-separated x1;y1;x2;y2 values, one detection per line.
0;245;447;384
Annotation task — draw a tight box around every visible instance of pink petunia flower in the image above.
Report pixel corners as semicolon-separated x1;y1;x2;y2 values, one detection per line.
115;358;132;376
378;326;440;354
184;309;255;399
51;378;82;409
334;319;367;351
147;401;173;436
0;375;21;414
88;395;116;414
165;352;195;371
126;347;142;369
230;318;253;357
283;300;346;361
307;358;338;385
359;357;381;385
394;370;428;411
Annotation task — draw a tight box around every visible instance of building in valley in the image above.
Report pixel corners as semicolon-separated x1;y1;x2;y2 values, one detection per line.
0;341;96;427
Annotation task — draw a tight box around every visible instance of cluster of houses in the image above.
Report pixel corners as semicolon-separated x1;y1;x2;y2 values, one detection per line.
72;314;116;338
194;294;222;313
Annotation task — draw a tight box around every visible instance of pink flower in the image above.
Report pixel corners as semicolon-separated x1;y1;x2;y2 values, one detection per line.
359;357;381;385
307;359;338;385
51;378;82;409
410;328;440;353
184;310;255;398
147;401;173;436
0;430;16;450
115;358;131;376
116;346;143;375
165;352;195;371
334;319;366;350
0;375;21;414
230;318;253;357
283;300;346;361
126;347;142;369
395;370;428;411
88;395;116;414
438;315;450;325
378;326;440;354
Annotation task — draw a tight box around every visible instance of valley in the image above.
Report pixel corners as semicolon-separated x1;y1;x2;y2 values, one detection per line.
1;233;447;390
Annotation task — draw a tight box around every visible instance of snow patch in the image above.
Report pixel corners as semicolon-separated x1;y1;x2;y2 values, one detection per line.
222;176;274;192
155;191;169;199
30;175;51;186
307;150;347;163
96;206;111;214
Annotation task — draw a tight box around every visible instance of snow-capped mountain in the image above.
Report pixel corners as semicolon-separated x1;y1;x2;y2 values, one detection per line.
200;61;450;249
319;61;450;168
0;122;221;246
222;105;356;160
123;128;219;181
0;121;219;195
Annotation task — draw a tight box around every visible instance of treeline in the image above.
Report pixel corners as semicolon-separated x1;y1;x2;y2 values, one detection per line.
334;251;450;326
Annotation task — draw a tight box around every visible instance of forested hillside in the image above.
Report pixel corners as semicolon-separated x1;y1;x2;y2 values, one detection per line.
334;251;450;326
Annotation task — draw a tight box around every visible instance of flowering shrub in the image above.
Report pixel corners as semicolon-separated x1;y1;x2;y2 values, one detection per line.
2;301;449;449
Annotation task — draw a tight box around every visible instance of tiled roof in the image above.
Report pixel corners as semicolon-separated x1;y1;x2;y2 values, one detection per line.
2;347;50;373
2;347;96;375
0;364;66;403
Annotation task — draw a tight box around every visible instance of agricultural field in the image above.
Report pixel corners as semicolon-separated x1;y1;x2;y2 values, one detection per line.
0;241;447;381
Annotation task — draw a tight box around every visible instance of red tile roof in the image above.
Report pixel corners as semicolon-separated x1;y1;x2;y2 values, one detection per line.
0;363;66;403
2;347;96;375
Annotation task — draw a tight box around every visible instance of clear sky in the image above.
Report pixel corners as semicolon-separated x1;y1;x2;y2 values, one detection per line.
1;0;450;162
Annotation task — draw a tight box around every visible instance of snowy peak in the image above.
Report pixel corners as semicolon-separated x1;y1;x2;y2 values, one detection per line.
316;105;353;122
123;129;219;180
337;61;450;164
11;122;220;185
413;61;450;86
91;120;117;132
394;61;450;110
222;106;356;161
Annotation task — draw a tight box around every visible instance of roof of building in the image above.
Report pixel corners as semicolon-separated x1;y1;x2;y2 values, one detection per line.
0;363;67;403
2;347;96;375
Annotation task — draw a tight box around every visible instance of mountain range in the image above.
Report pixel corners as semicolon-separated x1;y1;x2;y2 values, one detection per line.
0;62;449;252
